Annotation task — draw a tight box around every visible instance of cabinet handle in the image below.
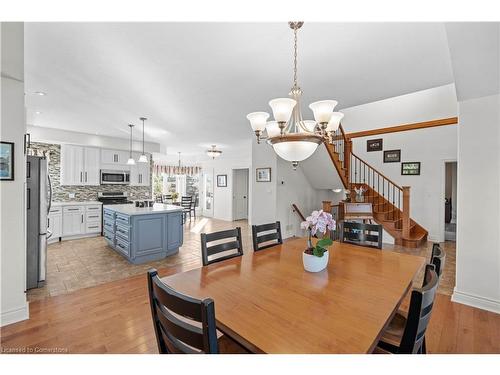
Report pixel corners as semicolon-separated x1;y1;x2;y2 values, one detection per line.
68;208;79;211
80;172;83;182
85;172;87;182
81;214;84;223
48;218;50;227
88;225;98;229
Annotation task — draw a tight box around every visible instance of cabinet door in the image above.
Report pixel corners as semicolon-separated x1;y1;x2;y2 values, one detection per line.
129;164;140;186
60;145;84;185
83;147;100;185
48;213;62;239
139;162;150;186
63;209;85;236
101;149;129;165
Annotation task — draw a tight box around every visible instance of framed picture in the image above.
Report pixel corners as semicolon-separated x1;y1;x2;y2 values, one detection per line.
401;162;421;176
217;174;227;187
367;138;383;152
256;167;271;182
384;149;401;163
0;141;14;181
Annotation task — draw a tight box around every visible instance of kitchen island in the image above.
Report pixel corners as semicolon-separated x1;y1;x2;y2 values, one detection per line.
103;204;184;264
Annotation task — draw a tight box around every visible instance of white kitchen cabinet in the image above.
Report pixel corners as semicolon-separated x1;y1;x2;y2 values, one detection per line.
60;145;100;186
48;207;62;243
101;149;129;166
130;160;150;186
83;147;100;185
62;206;85;236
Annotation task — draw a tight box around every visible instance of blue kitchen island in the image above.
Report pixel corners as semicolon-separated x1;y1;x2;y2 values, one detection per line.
103;204;184;264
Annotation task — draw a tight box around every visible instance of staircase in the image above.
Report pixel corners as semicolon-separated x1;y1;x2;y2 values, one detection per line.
324;125;428;248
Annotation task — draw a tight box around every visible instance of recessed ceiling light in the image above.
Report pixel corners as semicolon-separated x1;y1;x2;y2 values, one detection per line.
332;188;343;193
35;111;42;115
34;91;47;96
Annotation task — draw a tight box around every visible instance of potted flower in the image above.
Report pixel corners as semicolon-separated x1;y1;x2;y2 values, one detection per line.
171;192;179;203
300;210;336;272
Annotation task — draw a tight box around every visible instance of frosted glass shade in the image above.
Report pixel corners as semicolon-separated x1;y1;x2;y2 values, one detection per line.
272;141;319;162
326;112;345;131
301;120;317;133
309;100;338;123
269;98;296;123
266;121;281;138
246;112;269;132
127;157;136;165
138;154;148;163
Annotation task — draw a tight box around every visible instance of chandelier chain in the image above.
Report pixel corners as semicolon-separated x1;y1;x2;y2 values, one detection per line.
293;26;298;90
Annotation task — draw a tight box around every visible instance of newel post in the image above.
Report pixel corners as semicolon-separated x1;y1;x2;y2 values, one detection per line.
345;139;352;184
402;186;411;238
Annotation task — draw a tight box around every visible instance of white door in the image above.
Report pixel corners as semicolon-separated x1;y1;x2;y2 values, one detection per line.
101;149;129;166
202;171;214;218
233;169;249;220
83;147;100;185
60;145;84;185
62;210;84;236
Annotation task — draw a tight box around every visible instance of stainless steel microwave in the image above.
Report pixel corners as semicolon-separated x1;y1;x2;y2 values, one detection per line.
100;170;130;185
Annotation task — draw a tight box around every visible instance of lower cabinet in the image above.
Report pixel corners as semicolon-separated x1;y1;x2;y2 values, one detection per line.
48;204;102;241
48;207;62;243
62;206;85;236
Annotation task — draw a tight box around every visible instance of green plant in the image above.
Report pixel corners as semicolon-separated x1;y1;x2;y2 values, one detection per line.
171;192;179;201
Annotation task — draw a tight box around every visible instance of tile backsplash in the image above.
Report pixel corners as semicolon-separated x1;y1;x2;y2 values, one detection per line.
29;142;152;202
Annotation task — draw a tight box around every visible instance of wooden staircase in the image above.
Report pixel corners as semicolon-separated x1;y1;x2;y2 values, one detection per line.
324;125;428;248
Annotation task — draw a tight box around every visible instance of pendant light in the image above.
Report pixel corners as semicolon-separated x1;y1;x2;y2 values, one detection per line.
127;124;136;165
207;145;222;159
138;117;148;163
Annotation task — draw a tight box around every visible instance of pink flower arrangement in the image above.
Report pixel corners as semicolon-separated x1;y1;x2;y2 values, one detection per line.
301;210;336;236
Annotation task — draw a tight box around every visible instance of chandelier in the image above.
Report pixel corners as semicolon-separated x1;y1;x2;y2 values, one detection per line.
246;22;344;168
207;145;222;159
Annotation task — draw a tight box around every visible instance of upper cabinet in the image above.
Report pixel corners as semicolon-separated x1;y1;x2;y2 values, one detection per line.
101;149;130;166
130;153;151;186
60;145;101;186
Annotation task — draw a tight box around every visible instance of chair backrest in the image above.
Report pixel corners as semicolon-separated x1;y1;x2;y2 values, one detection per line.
181;196;192;209
163;194;173;203
341;221;383;249
252;221;283;252
147;269;218;354
431;245;446;278
399;265;439;354
201;227;244;266
155;195;163;203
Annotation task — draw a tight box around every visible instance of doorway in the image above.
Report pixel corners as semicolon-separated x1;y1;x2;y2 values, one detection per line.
202;171;214;218
444;161;457;241
232;168;249;221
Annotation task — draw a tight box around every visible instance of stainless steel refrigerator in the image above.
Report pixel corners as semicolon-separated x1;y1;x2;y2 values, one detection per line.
26;155;52;289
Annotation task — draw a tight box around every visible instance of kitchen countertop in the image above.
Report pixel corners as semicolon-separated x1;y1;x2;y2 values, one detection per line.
51;201;102;206
104;203;183;216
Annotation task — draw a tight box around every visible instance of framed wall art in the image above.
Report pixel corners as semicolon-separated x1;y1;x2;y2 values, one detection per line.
367;138;383;152
401;162;421;176
383;149;401;163
0;141;14;181
256;167;271;182
217;174;227;187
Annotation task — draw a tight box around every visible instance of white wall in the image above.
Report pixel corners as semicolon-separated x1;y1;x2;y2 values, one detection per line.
446;22;500;313
27;125;160;153
340;84;458;242
250;141;277;225
0;23;29;326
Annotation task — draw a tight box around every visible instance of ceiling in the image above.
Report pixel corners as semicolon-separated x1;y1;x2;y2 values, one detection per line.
25;22;454;160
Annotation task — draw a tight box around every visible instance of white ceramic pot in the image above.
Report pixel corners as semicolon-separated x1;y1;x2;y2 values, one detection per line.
302;250;329;273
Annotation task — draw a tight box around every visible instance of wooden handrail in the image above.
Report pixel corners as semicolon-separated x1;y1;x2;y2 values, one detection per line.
291;204;306;222
351;151;403;190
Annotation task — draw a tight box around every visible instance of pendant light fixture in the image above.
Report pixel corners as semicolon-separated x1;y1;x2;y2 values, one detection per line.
246;22;345;167
127;124;136;165
138;117;148;163
207;145;222;159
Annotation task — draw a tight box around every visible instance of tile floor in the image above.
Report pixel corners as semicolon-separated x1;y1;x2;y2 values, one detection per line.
27;217;456;301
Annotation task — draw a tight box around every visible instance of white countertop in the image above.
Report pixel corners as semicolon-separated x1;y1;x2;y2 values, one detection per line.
104;203;183;216
51;201;102;206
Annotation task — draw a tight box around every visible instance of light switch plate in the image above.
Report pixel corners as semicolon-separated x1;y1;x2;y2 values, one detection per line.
68;193;75;199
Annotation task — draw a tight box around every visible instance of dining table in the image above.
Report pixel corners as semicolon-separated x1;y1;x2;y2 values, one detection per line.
161;237;425;354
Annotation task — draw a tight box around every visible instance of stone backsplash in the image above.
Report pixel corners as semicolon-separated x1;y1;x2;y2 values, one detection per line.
29;142;152;202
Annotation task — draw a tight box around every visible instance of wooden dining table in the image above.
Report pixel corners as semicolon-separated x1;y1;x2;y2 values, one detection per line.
161;237;425;354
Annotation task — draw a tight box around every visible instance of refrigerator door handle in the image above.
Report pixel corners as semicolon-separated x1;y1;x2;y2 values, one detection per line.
47;174;53;214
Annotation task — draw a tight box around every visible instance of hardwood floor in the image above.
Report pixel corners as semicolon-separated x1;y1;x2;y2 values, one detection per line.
1;217;496;354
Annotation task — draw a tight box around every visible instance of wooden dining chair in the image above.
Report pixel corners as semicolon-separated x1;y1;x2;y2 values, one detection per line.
200;227;244;266
181;196;193;223
431;245;446;278
374;264;439;354
340;221;383;249
147;269;248;354
252;221;283;252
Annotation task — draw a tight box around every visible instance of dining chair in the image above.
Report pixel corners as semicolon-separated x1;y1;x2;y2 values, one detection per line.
181;196;193;223
200;227;244;266
252;221;283;252
189;196;197;219
147;269;248;354
163;194;173;204
374;264;439;354
340;221;383;249
155;195;163;203
431;245;446;278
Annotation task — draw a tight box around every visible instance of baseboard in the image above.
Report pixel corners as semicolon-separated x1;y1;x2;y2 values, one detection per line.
452;289;500;314
0;302;29;327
